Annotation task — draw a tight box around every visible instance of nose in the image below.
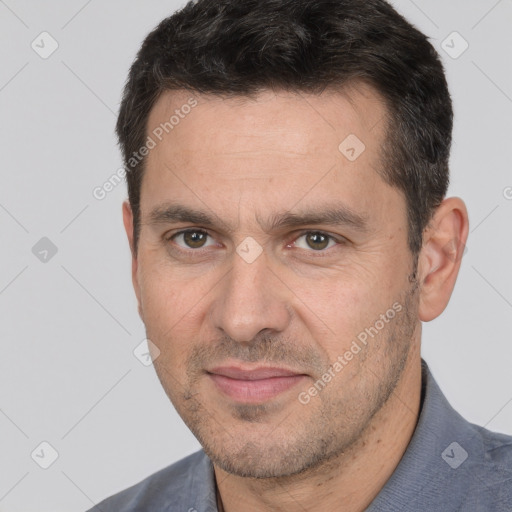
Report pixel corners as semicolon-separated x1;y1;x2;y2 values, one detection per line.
210;245;292;344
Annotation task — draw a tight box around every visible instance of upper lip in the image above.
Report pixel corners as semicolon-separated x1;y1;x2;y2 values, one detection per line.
208;365;305;380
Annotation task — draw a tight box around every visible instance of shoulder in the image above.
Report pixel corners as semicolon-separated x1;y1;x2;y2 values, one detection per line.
371;361;512;511
86;450;214;511
428;364;512;509
438;408;512;510
469;425;512;509
480;426;512;466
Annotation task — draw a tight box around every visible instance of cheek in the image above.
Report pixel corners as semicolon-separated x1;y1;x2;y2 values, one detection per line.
136;262;205;358
292;265;404;360
138;249;198;316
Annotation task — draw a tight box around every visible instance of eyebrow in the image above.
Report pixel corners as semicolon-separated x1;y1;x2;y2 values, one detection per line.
147;203;370;233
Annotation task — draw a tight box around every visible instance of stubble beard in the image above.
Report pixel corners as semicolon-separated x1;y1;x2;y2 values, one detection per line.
154;272;420;480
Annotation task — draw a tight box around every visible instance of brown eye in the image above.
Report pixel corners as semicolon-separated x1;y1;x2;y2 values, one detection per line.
171;230;211;249
183;230;207;248
305;232;330;250
292;231;338;252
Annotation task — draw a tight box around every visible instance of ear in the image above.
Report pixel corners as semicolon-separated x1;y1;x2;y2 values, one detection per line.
122;201;144;321
417;197;469;322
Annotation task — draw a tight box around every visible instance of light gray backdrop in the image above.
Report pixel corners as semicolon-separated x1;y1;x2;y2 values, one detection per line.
1;0;511;510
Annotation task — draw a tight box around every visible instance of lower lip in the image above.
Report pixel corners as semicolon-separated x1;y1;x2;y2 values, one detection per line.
209;374;307;403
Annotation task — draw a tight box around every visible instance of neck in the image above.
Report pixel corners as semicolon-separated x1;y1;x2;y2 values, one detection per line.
215;343;422;512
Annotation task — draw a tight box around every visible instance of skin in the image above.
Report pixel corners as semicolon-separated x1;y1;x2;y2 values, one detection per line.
122;85;469;512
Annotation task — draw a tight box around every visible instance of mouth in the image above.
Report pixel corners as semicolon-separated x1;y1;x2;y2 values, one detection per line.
207;365;308;403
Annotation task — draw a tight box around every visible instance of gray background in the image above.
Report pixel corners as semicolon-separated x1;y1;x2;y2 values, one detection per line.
0;0;511;510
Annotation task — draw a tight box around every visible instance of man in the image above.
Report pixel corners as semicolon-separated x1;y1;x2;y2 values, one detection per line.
89;0;512;510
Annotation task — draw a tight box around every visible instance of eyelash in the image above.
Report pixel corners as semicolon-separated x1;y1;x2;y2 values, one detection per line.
165;229;344;256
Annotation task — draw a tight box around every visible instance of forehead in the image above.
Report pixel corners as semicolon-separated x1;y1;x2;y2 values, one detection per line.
146;84;387;157
141;85;402;230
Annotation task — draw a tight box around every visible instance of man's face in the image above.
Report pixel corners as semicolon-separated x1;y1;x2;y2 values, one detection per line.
126;85;421;478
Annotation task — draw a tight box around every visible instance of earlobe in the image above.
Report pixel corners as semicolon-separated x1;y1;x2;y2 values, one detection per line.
417;197;469;322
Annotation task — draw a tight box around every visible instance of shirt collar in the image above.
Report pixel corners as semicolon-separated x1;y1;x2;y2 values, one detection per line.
366;359;485;511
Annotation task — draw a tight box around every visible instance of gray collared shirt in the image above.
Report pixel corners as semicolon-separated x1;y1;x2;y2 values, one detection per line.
88;361;512;511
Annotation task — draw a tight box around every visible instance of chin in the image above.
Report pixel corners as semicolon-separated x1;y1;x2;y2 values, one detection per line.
199;428;343;479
